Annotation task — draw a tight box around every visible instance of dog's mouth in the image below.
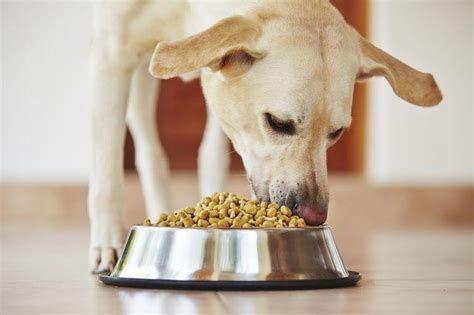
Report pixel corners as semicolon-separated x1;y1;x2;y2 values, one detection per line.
248;178;327;226
293;204;328;226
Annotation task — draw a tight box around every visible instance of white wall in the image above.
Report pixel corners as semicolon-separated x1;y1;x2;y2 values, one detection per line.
1;1;91;182
366;0;473;185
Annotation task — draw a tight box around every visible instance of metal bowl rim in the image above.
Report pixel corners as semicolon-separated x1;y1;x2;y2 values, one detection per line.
134;224;330;232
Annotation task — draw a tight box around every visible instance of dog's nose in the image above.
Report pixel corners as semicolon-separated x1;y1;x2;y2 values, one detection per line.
293;199;328;226
271;189;328;225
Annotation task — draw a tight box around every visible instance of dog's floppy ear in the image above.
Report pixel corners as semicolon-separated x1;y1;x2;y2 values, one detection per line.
355;32;442;106
149;15;265;79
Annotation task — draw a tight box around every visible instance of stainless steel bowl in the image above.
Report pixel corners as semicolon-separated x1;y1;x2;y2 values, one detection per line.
100;225;360;290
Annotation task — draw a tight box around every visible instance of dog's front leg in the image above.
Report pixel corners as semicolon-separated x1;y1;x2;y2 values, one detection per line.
88;51;132;273
198;108;230;196
127;61;170;220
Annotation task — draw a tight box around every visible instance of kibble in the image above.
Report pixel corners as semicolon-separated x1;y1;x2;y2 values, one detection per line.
198;210;209;219
209;217;220;224
255;209;266;218
280;206;292;216
267;208;277;217
142;192;307;228
198;219;209;227
218;219;230;228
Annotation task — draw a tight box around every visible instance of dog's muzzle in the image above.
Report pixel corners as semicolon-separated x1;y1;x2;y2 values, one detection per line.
274;188;328;226
283;188;329;226
250;176;328;225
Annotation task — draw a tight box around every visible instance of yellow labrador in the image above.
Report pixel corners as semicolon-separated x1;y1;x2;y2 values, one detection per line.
89;0;442;272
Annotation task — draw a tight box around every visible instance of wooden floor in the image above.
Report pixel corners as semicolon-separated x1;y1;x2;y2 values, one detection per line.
1;173;473;314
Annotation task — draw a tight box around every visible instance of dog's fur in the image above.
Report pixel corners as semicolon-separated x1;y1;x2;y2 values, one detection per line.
88;0;442;272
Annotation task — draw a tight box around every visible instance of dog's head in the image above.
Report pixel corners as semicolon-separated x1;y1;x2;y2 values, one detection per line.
149;1;442;225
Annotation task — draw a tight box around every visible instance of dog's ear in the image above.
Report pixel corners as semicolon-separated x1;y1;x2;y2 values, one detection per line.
355;32;442;106
149;15;265;79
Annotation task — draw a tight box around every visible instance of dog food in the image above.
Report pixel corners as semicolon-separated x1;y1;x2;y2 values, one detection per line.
143;192;306;228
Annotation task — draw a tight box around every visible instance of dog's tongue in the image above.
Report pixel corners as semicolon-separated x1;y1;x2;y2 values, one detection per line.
297;206;327;226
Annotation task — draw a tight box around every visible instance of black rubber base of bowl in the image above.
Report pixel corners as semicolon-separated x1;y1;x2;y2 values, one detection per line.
99;271;360;291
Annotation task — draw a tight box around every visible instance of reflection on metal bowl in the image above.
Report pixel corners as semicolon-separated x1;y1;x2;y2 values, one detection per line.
100;225;360;290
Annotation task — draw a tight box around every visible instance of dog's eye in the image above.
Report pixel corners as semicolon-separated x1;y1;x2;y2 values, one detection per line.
265;113;295;135
328;128;344;140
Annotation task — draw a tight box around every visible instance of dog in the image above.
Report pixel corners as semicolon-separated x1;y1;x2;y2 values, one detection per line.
88;0;442;272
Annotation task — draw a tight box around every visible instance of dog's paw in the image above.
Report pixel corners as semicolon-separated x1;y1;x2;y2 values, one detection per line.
89;246;122;274
89;218;127;274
